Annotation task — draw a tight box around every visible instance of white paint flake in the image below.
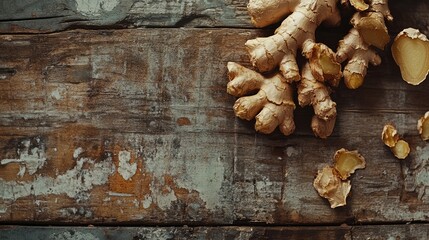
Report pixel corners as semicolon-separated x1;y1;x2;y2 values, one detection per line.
51;88;63;100
286;146;299;157
73;147;84;159
0;156;115;202
107;191;133;197
153;185;177;210
403;145;429;202
142;195;152;209
118;150;137;180
0;139;47;175
49;231;99;240
75;0;119;17
143;142;226;210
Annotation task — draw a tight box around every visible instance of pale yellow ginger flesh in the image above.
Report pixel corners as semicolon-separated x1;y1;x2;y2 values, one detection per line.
298;63;337;138
353;0;393;50
417;111;429;141
392;28;429;85
355;13;390;50
381;124;410;159
337;27;381;89
227;62;296;135
350;0;369;11
333;148;366;180
381;124;399;147
390;140;410;160
245;0;341;83
313;166;351;208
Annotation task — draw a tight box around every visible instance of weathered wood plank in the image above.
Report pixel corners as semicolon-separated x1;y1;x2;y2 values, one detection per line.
0;224;428;239
0;29;429;225
0;0;250;33
0;0;428;34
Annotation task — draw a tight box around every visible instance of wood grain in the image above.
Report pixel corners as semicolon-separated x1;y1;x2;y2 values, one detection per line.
0;0;428;34
0;28;429;225
0;224;428;239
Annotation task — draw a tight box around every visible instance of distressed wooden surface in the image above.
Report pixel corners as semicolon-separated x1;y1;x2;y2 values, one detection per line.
1;0;429;237
0;225;429;239
0;28;429;225
0;0;428;35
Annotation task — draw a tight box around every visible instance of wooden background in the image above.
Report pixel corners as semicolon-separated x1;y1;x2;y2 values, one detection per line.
0;0;429;239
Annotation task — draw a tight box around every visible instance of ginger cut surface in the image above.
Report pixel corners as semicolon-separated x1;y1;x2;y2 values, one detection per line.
390;140;410;160
333;148;366;180
349;0;369;11
417;111;429;141
392;28;429;85
381;124;399;148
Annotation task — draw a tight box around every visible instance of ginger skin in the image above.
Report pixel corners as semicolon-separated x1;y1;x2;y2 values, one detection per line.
298;63;337;138
337;28;381;89
227;62;296;136
245;0;342;83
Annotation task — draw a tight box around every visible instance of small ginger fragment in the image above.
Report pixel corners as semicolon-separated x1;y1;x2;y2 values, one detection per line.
417;111;429;141
390;140;410;160
381;124;410;159
313;166;351;208
392;28;429;85
333;149;366;180
381;124;399;147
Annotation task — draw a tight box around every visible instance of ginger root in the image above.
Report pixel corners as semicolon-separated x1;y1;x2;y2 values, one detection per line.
337;28;381;89
227;62;296;135
352;0;393;50
336;0;392;89
298;63;337;138
417;111;429;141
245;0;342;83
381;124;410;159
392;28;429;85
226;0;393;137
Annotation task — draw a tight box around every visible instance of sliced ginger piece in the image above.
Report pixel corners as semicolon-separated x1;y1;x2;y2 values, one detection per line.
313;166;351;208
392;28;429;85
350;0;369;11
381;124;399;147
333;148;366;180
381;124;410;159
417;111;429;141
390;140;410;160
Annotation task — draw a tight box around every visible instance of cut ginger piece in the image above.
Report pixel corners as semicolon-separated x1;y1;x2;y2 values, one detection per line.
390;140;410;160
313;166;351;208
333;148;366;180
381;124;399;147
392;28;429;85
417;111;429;141
350;0;369;11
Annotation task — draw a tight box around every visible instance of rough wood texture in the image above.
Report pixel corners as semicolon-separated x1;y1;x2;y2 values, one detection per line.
1;225;428;239
0;28;429;225
0;0;428;34
0;0;250;33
